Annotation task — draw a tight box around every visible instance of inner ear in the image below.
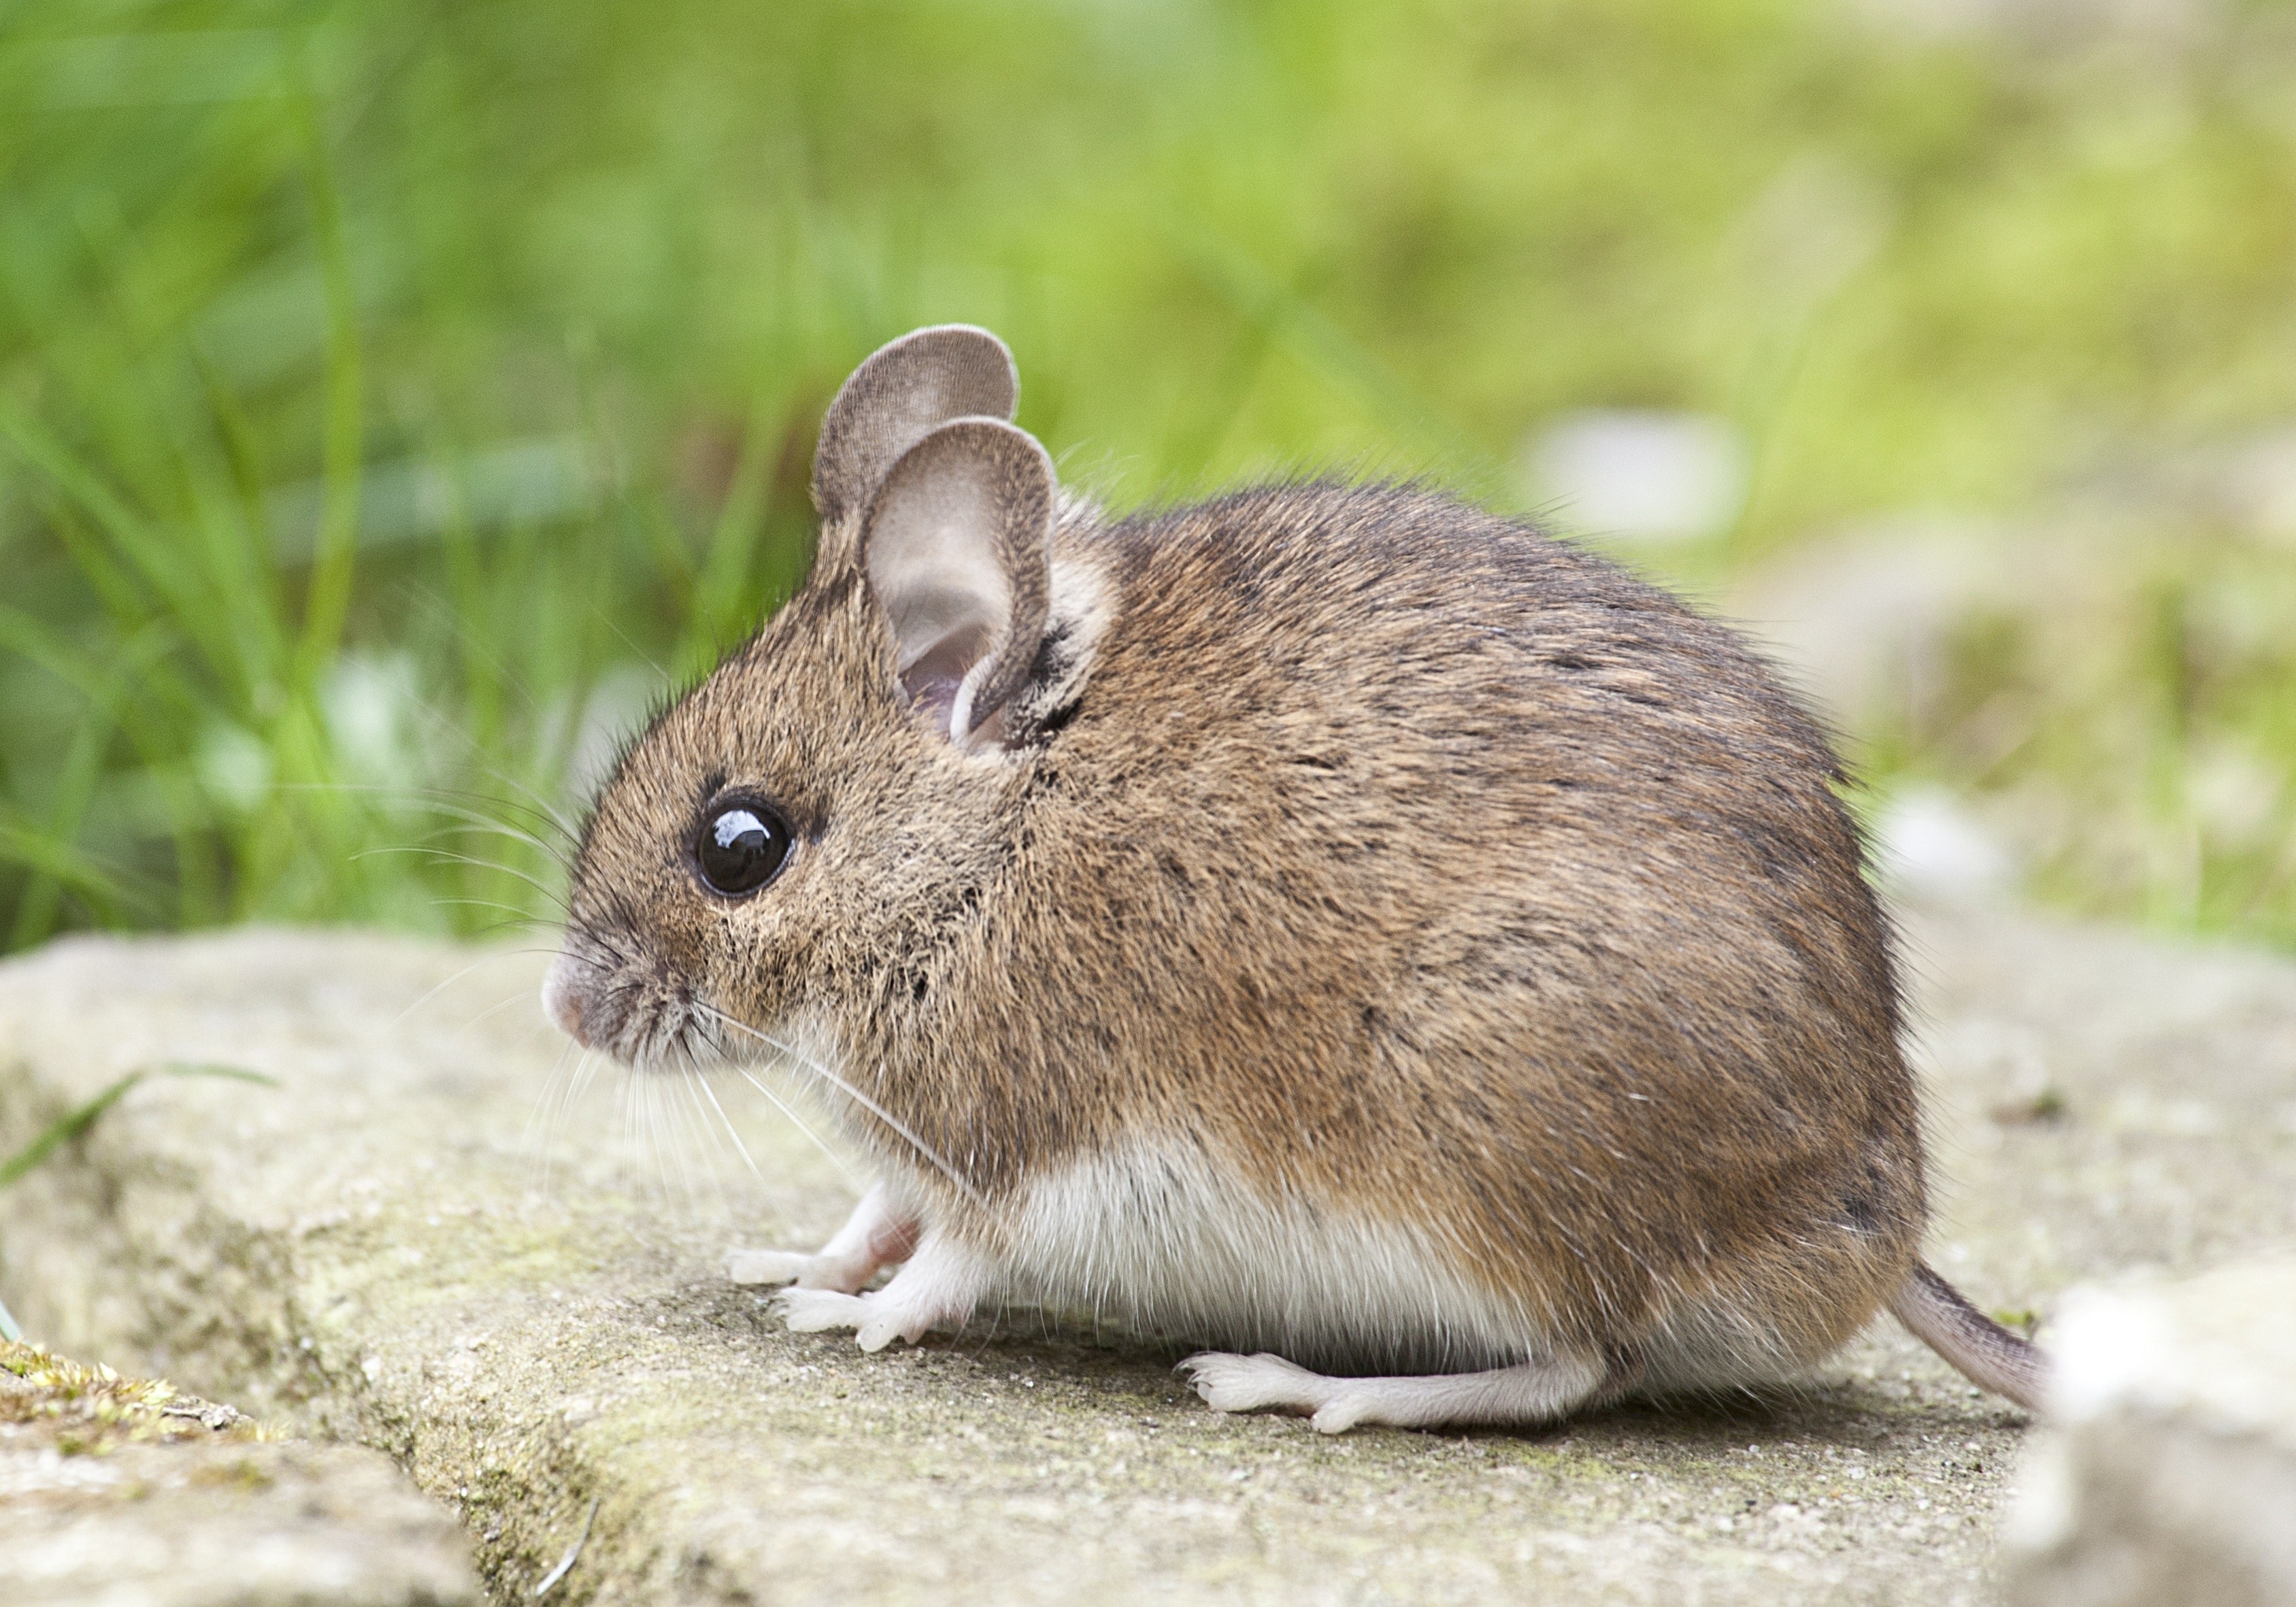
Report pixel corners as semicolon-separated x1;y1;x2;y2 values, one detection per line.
898;624;994;735
860;417;1053;747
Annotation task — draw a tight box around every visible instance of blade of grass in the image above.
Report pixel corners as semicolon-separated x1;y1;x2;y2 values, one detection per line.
10;623;176;947
0;1063;272;1342
692;396;782;650
0;1072;144;1191
183;351;290;699
0;814;133;919
284;49;363;699
1177;230;1514;501
0;403;183;623
0;1062;278;1193
159;1063;280;1086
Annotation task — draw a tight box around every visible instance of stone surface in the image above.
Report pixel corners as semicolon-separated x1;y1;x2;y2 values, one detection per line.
2003;1258;2296;1607
3;1440;482;1607
0;909;2291;1604
1;1340;479;1607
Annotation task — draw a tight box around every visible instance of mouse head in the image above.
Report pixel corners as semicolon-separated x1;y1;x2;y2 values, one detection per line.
543;326;1078;1068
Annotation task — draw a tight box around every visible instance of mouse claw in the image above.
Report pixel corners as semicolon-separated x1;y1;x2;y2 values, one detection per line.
1308;1395;1374;1435
854;1310;910;1353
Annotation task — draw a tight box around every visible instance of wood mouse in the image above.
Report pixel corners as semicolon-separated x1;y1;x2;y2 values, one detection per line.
543;325;2046;1431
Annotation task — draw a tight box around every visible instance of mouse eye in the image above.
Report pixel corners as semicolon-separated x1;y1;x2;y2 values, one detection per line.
693;799;793;897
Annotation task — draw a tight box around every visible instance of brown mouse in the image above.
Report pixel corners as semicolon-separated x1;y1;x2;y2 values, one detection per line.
543;325;2046;1431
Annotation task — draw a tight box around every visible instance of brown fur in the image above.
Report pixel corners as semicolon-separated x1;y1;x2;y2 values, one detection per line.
562;469;1927;1382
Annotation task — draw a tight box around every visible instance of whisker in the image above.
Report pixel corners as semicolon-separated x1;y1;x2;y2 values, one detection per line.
459;987;540;1036
652;1065;695;1214
423;817;572;867
673;1068;733;1218
692;1067;767;1182
278;780;578;859
595;606;671;685
667;1072;709;1216
697;1004;986;1210
410;798;563;852
614;1051;631;1172
393;950;537;1028
392;668;587;845
642;1063;672;1208
725;1063;865;1192
353;845;570;913
522;1038;584;1198
660;1069;694;1208
556;1044;611;1189
426;897;554;927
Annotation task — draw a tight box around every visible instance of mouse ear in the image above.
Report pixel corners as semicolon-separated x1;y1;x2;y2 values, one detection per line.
859;416;1053;748
812;326;1018;563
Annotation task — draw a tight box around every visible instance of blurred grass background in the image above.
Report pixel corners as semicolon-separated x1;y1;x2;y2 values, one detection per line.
1;0;2293;953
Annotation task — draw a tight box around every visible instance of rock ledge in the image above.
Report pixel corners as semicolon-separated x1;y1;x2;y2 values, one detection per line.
1;912;2293;1603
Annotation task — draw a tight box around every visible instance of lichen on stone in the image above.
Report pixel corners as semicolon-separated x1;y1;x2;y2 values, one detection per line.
1;1338;269;1455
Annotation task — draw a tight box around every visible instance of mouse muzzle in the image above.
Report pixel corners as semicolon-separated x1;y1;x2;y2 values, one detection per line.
540;935;724;1070
540;950;591;1046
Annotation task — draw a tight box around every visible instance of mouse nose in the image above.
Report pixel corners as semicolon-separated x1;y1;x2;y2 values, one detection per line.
541;952;590;1045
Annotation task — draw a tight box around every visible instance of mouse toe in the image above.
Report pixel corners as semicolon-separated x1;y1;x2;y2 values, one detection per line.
772;1287;870;1333
1178;1352;1331;1416
725;1249;811;1286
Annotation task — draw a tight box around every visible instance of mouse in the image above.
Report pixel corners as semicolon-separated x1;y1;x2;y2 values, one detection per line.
542;323;2047;1433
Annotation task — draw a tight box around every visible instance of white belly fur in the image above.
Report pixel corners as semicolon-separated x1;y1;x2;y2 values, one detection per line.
996;1138;1561;1373
989;1138;1801;1388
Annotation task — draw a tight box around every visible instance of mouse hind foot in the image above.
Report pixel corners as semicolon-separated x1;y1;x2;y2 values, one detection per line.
1179;1348;1622;1434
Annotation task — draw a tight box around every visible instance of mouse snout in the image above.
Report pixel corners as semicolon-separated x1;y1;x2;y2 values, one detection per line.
541;951;591;1046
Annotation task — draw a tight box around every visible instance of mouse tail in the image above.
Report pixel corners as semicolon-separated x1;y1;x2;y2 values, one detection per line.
1887;1261;2048;1413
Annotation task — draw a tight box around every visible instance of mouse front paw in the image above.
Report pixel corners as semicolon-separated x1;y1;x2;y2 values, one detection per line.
771;1287;942;1353
726;1249;814;1286
773;1287;872;1334
771;1233;987;1355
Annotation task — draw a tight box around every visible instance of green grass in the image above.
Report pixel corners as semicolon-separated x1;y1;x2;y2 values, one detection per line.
0;1059;273;1338
1;0;2294;951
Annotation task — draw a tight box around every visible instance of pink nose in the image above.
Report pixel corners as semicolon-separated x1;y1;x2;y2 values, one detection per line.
541;953;590;1045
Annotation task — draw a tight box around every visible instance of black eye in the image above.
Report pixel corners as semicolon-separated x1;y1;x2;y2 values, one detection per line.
693;799;793;897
